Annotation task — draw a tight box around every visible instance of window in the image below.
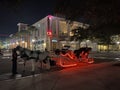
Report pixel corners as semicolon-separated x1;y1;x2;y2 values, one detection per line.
59;21;67;36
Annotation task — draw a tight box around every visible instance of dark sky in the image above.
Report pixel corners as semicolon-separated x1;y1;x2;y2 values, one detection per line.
0;0;56;36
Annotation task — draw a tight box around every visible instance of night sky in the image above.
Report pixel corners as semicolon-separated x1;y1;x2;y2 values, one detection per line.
0;0;56;36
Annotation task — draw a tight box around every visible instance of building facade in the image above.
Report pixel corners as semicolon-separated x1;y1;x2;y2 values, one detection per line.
8;15;98;51
32;15;90;51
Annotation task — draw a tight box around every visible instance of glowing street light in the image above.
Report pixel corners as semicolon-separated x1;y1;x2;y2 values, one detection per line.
116;41;120;44
32;39;36;50
32;39;35;43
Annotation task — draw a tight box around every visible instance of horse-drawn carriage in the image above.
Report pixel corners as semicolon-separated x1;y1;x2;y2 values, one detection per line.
52;47;94;67
15;46;94;75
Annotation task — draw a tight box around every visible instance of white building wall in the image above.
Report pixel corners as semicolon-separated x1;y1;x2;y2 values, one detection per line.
31;15;97;51
32;16;48;51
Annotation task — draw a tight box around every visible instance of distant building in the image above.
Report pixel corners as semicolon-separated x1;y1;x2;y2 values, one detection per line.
9;15;99;51
17;23;28;31
32;15;90;51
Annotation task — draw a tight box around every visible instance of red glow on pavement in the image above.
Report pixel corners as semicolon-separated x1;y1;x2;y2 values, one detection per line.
59;63;77;67
52;56;94;68
87;60;94;64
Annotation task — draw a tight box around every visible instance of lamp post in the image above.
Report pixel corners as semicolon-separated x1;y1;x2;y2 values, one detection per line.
116;41;120;50
32;39;35;50
22;41;25;48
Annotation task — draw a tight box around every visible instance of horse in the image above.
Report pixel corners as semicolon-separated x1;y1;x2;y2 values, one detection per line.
15;46;50;75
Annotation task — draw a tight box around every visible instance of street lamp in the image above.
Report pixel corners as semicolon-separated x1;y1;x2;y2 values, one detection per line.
116;41;120;50
22;41;25;48
32;39;35;50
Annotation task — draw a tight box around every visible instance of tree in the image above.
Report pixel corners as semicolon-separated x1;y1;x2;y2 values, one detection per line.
70;24;116;51
54;0;120;31
93;25;116;51
70;26;93;48
54;0;120;51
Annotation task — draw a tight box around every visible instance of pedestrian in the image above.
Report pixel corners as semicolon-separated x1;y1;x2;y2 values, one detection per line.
12;48;18;76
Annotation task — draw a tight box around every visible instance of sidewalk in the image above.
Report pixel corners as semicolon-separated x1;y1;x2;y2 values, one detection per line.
0;61;120;90
0;73;22;81
0;65;63;81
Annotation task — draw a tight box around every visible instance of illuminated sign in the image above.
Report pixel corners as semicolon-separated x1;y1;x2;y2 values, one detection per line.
47;30;52;36
52;39;57;42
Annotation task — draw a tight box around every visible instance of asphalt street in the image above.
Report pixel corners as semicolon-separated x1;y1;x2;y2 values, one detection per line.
0;51;120;80
0;60;120;90
0;51;120;90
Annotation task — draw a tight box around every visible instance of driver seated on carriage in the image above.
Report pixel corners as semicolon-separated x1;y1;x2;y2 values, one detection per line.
60;48;78;62
79;47;94;63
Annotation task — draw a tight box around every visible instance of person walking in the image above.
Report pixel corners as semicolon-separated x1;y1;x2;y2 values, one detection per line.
12;48;18;76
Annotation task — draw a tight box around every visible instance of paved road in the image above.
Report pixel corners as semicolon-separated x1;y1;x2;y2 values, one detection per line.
0;51;120;90
0;61;120;90
0;51;120;78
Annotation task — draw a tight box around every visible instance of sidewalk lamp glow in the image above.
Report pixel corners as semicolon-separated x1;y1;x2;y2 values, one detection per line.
116;41;120;44
16;41;19;45
43;43;46;47
86;40;90;42
22;41;25;43
32;39;35;43
32;39;36;50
